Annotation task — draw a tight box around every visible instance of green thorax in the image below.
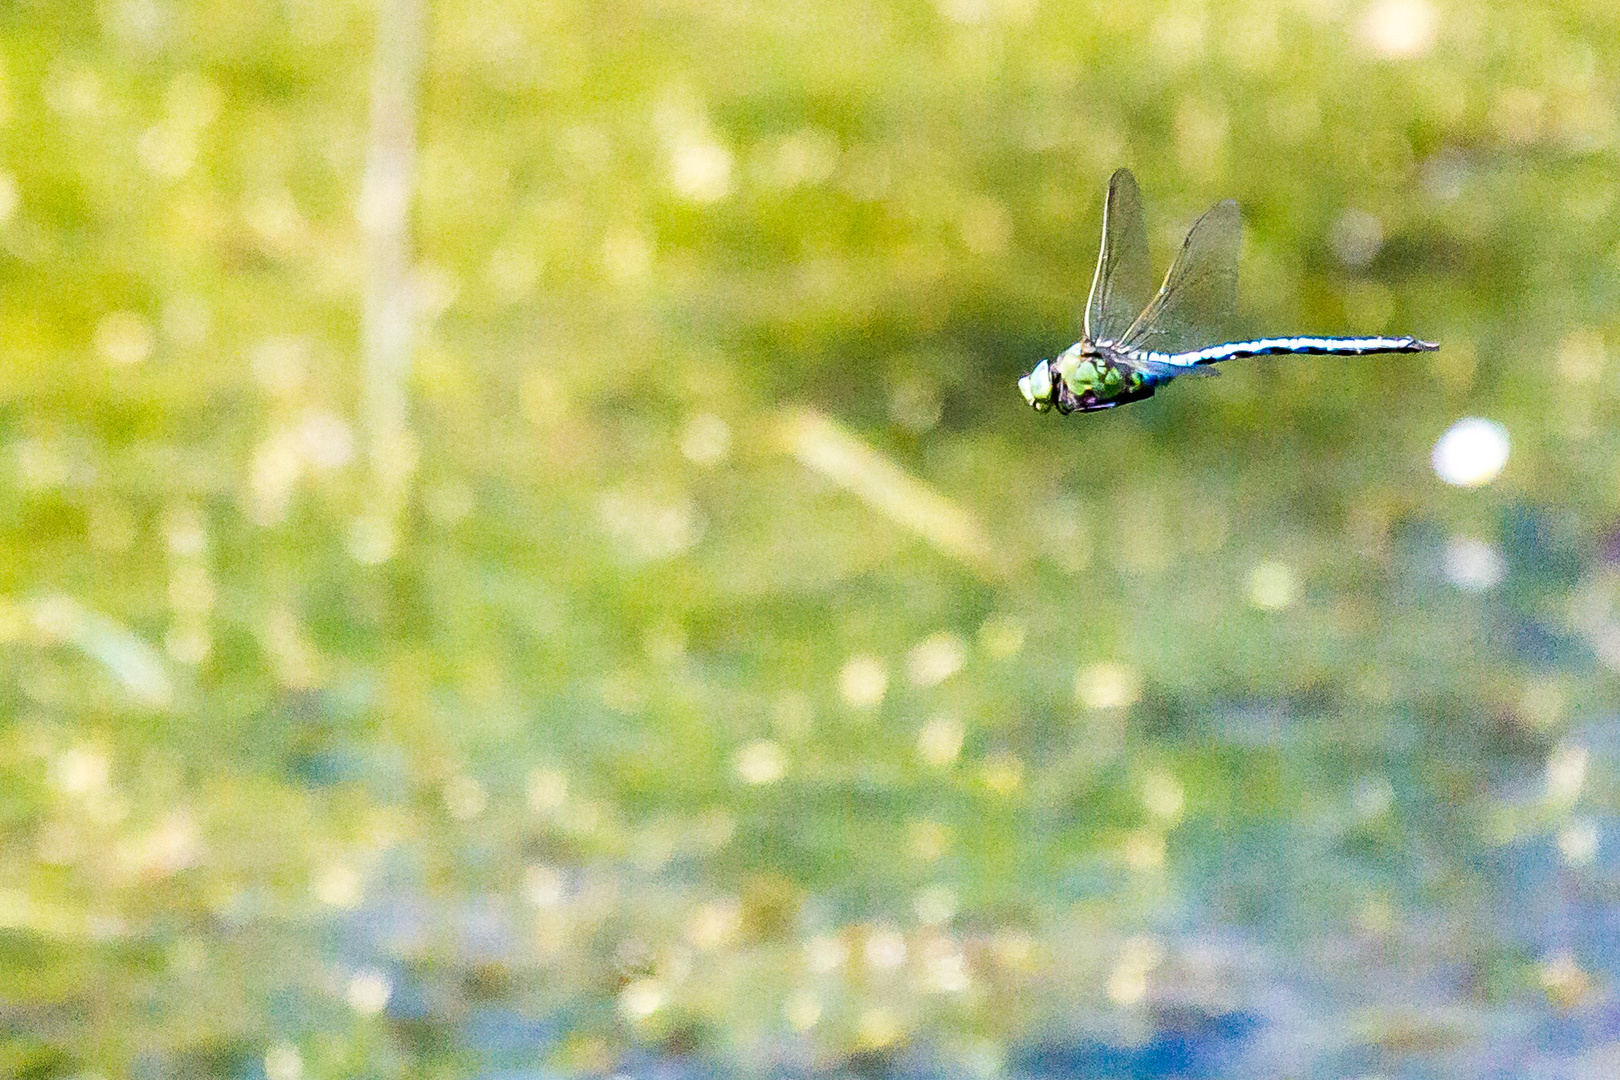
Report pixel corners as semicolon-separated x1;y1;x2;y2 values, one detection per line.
1053;343;1144;402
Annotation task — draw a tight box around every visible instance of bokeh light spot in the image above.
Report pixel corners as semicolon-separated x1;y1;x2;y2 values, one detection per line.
1357;0;1439;58
346;970;392;1015
1330;208;1384;267
670;137;733;203
805;934;848;973
1557;820;1598;867
0;171;19;223
526;768;568;815
1540;950;1591;1009
1122;830;1167;872
483;244;539;301
734;740;786;785
264;1043;303;1080
979;752;1023;796
1432;418;1509;487
596;489;703;563
906;632;966;687
618;978;664;1020
920;941;971;994
864;926;906;971
889;377;943;433
1076;662;1141;710
785;989;821;1031
1557;329;1606;384
1443;537;1504;591
1520;681;1566;729
857;1006;902;1049
1107;935;1164;1005
1248;561;1298;610
443;774;487;820
977;614;1025;657
1546;743;1587;805
839;655;888;708
347;513;397;566
96;312;155;367
1140;771;1185;823
913;885;957;927
686;897;741;950
250;337;309;396
680;413;731;465
601;229;653;283
51;745;110;796
312;863;362;909
759;128;838;189
907;819;953;861
297;410;355;471
917;715;964;768
1353;776;1396;820
522;864;565;908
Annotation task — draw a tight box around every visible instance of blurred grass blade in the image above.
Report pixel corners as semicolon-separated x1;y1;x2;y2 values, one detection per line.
356;0;426;560
778;408;1012;581
29;595;174;709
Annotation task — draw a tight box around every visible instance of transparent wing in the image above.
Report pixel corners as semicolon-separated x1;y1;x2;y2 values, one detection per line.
1083;169;1154;344
1119;198;1241;355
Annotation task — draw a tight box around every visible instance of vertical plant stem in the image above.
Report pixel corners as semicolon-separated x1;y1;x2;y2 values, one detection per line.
356;0;425;561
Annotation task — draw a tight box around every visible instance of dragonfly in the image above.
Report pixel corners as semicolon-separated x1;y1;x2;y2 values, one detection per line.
1018;169;1437;414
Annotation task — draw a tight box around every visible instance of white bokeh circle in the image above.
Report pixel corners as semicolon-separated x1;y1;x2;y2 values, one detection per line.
1432;418;1509;487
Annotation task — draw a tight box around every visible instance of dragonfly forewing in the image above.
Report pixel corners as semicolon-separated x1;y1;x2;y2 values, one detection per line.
1084;169;1154;345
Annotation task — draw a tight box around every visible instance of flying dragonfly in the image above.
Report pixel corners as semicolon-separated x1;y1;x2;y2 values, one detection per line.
1018;169;1437;414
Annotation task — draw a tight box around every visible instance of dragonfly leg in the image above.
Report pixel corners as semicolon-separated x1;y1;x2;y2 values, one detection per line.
1073;385;1156;413
1055;380;1157;414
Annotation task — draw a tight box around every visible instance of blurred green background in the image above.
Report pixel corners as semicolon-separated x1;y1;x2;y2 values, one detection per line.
3;0;1620;1077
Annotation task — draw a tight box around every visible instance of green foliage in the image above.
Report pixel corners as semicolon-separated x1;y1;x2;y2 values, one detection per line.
1;0;1618;1075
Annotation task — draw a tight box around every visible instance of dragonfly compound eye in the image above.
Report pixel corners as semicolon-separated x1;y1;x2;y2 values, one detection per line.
1020;360;1053;407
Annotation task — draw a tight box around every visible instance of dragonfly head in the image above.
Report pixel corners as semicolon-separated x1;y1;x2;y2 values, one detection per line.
1018;359;1055;412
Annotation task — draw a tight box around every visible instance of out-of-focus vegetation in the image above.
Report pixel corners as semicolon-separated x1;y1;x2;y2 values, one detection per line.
3;0;1620;1076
